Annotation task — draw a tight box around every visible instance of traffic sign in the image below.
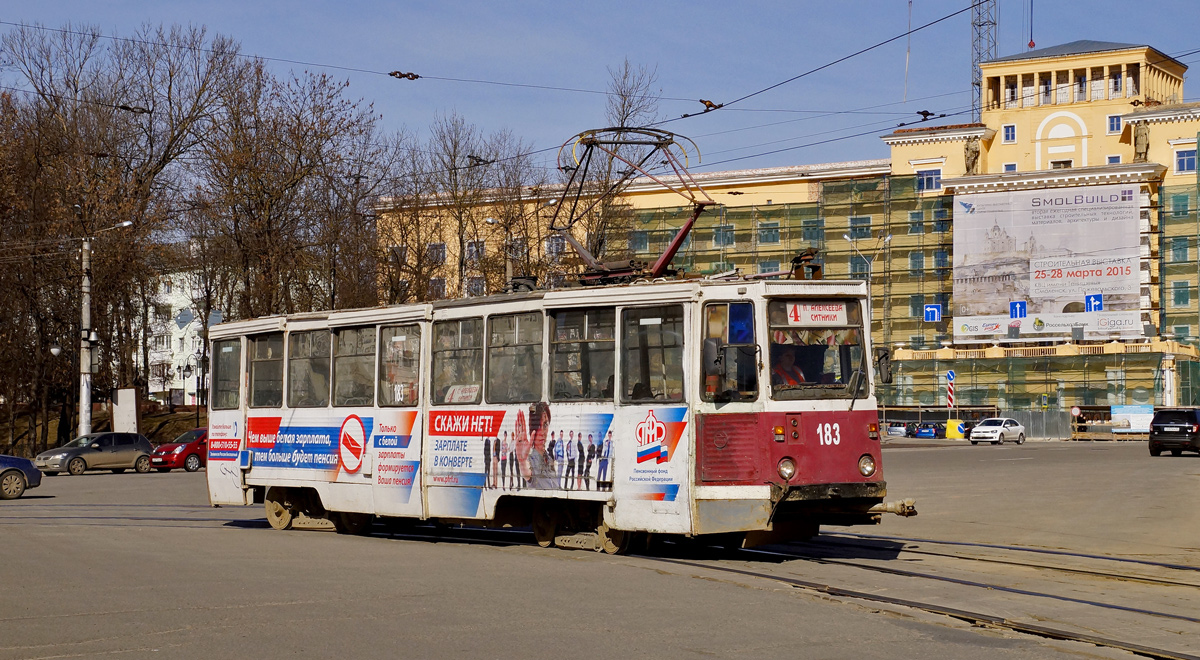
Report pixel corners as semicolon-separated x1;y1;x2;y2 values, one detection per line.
1085;293;1103;312
1009;301;1027;319
923;304;942;323
1070;406;1081;417
946;370;956;382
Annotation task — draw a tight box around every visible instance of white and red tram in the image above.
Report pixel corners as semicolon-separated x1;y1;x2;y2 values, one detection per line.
206;278;912;552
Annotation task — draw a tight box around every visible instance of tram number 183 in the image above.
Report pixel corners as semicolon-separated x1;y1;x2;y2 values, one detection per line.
816;422;842;446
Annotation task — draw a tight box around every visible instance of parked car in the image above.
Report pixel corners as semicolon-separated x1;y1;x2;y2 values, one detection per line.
1;454;42;499
969;418;1026;445
885;422;909;437
1148;408;1200;457
913;423;945;439
151;429;208;472
35;432;154;475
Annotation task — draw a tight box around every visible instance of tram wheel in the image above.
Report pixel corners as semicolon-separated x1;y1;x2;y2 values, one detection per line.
597;522;631;555
332;512;374;535
264;487;294;531
531;504;556;548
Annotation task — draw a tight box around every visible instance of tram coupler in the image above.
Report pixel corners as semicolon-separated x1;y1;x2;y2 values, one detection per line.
867;498;918;517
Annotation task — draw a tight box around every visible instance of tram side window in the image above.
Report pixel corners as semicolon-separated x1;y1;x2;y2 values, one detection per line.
288;330;331;408
702;302;758;402
379;324;421;406
432;318;483;404
211;339;241;410
250;333;284;408
767;299;866;400
621;305;685;403
487;312;544;403
333;326;375;407
551;308;615;401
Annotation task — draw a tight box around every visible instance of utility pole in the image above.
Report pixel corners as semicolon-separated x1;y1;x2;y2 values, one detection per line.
79;239;93;436
971;0;998;123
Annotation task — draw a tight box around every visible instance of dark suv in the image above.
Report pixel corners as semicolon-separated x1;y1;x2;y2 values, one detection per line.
1148;408;1200;457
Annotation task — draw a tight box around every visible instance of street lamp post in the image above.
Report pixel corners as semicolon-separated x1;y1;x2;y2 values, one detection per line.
181;348;207;428
77;220;133;436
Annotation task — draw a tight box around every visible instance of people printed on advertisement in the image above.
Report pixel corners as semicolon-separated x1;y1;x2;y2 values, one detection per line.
584;433;596;490
483;432;492;488
513;402;558;489
468;404;618;493
564;430;577;489
597;430;613;491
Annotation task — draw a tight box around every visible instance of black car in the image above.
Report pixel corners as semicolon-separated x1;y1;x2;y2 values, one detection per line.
1148;408;1200;457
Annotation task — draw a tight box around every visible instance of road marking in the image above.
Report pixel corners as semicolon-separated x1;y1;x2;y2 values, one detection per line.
994;457;1034;461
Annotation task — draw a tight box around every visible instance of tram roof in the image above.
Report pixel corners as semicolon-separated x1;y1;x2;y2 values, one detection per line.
208;277;868;338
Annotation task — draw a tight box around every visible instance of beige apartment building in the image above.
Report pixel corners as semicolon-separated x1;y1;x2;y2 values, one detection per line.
382;40;1200;412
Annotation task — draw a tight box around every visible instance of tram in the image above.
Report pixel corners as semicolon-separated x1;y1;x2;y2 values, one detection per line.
205;277;915;552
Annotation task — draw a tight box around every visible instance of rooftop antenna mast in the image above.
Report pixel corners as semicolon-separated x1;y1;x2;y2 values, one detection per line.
549;127;714;285
971;0;998;122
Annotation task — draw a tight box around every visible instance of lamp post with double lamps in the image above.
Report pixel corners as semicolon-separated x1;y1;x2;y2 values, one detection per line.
76;220;134;435
181;348;207;428
843;232;892;335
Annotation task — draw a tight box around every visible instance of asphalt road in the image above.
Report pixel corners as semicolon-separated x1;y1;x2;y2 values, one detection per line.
1;441;1194;660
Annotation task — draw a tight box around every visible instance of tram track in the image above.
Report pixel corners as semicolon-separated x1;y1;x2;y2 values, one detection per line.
771;535;1200;590
355;522;1200;660
642;554;1200;660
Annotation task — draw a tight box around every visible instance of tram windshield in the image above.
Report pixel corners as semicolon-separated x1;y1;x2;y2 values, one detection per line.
767;299;866;400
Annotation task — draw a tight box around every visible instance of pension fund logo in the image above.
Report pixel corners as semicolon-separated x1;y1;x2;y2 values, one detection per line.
635;410;667;464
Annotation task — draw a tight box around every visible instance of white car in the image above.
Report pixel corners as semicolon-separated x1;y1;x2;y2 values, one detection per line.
969;418;1025;445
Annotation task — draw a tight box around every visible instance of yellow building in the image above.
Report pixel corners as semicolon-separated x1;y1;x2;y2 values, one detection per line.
381;39;1200;414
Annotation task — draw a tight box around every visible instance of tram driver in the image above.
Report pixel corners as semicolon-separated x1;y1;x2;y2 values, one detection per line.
771;347;806;387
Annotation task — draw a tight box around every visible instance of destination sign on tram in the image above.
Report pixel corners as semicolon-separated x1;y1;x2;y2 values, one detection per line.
785;302;848;327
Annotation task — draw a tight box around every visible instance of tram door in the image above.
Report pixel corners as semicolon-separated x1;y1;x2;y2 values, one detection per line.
371;323;425;518
612;304;692;534
207;337;249;505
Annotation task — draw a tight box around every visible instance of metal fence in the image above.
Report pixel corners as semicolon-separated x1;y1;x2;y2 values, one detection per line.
1001;410;1072;440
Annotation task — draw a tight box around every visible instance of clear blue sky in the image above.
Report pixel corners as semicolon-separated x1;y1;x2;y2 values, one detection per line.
3;1;1198;174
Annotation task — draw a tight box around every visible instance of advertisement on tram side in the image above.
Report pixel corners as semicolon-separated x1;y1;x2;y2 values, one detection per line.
422;403;689;519
426;405;616;493
243;410;419;488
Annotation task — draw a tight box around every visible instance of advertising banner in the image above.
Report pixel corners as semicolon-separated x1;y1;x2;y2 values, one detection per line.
1110;404;1153;434
952;184;1142;339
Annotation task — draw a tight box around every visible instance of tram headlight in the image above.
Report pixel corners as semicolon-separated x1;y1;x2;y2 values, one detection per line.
777;457;796;480
857;454;877;477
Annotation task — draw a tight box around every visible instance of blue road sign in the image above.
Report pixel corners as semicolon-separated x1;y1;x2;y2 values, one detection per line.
1009;301;1027;319
923;304;942;323
1086;293;1103;312
946;370;956;382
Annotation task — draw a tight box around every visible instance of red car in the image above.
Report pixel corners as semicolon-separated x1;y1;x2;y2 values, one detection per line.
151;429;208;472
